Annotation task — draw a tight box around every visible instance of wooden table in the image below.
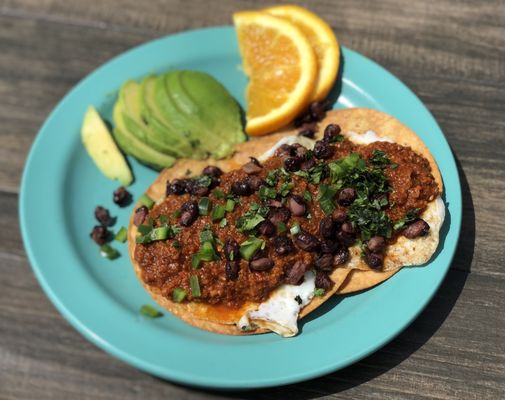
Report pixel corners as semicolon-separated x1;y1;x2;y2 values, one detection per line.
1;0;504;398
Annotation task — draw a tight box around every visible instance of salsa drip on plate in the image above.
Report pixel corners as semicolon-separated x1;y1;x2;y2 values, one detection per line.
133;124;439;307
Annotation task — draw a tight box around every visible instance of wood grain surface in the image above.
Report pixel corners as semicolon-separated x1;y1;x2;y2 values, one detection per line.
1;0;504;398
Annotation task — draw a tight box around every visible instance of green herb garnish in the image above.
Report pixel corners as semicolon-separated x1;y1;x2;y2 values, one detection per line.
290;223;301;235
303;190;312;202
259;185;277;200
100;244;119;260
140;304;163;318
190;275;201;297
393;208;420;230
225;198;236;212
239;237;265;260
139;194;155;209
314;288;325;296
316;183;339;214
198;197;211;215
219;218;228;228
114;226;127;243
211;204;226;222
172;288;187;303
213;189;225;199
171;209;182;218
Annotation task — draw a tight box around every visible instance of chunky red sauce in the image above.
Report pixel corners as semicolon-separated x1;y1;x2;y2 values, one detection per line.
134;136;439;307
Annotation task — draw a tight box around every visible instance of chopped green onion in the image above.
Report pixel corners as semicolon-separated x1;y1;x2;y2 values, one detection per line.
236;213;265;232
225;199;236;212
259;186;277;200
140;304;163;318
280;181;294;197
276;222;287;233
199;228;214;243
100;244;119;260
114;227;127;243
138;224;152;235
239;237;265;261
199;241;218;261
303;190;312;203
290;223;301;235
192;254;201;269
171;209;182;218
140;194;155;209
314;288;325;297
198;197;211;215
211;204;226;222
190;275;201;297
219;218;228;228
159;215;168;225
172;288;187;303
150;226;169;240
213;189;225;199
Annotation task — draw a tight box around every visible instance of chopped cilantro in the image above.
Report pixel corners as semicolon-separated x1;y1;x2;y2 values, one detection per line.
316;183;339;214
393;208;420;230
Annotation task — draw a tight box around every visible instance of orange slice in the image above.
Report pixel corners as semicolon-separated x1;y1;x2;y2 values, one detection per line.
264;4;340;101
233;11;317;136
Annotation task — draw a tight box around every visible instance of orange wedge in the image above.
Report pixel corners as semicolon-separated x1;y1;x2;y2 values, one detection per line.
233;11;317;136
264;4;340;101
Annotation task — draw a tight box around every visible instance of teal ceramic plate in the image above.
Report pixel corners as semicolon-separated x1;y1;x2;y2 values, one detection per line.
20;27;461;389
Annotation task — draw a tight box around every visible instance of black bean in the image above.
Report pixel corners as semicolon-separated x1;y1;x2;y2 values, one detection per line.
300;157;316;171
309;101;328;121
315;271;333;290
367;236;386;252
315;253;334;272
275;144;294;157
246;175;265;191
223;239;239;261
294;230;320;252
323;124;341;143
268;207;291;225
179;201;198;227
94;206;114;226
257;220;276;237
298;128;315;138
287;195;307;216
166;179;187;195
249;257;274;271
338;188;356;206
90;225;108;245
284;156;302;172
186;180;210;196
332;208;347;224
321;239;340;254
319;216;336;239
403;219;430;239
113;186;131;206
267;199;283;208
202;165;223;177
292;143;308;158
242;159;263;174
133;206;148;226
285;260;308;285
231;180;252;196
337;230;356;247
366;252;384;270
272;235;295;255
225;260;240;280
313;140;334;159
294;112;314;127
333;247;350;265
341;221;355;235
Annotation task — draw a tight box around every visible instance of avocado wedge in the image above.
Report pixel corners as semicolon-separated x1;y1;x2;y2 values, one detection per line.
81;106;133;185
112;101;175;170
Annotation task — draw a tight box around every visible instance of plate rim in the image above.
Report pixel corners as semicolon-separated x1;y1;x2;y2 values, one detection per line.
19;25;462;389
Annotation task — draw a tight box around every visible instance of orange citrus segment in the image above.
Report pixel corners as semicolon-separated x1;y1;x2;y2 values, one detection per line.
264;4;340;101
233;11;317;136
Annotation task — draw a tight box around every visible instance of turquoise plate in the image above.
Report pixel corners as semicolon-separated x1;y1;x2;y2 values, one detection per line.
20;27;461;389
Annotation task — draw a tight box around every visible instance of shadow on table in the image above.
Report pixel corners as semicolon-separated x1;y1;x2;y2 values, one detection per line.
184;154;472;399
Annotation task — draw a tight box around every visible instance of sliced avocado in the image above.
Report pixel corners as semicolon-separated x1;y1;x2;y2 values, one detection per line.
139;76;205;158
178;70;245;145
112;101;175;170
164;70;239;159
81;106;133;185
119;80;188;158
